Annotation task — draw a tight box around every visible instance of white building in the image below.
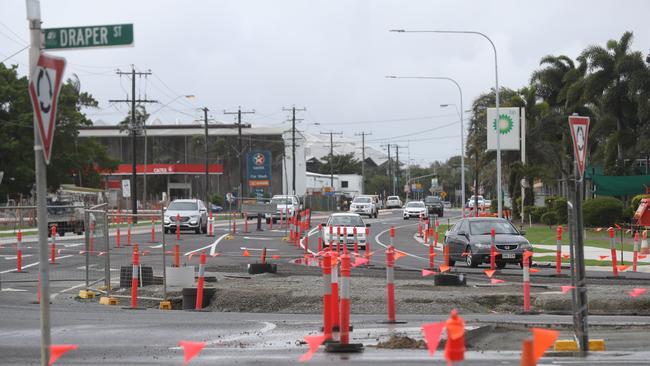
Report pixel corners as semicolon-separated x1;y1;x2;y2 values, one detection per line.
304;172;363;197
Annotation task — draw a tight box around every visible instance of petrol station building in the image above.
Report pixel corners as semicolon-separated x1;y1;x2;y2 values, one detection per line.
78;123;291;205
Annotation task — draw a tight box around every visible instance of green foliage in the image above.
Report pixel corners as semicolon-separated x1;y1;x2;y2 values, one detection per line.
545;196;568;223
523;206;548;223
583;197;624;227
541;211;559;226
630;194;650;210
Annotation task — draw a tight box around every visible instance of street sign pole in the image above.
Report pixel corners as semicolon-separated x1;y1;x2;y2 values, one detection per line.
26;1;51;365
569;114;590;356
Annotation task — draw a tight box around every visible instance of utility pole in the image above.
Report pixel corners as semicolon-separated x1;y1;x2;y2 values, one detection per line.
320;131;343;190
283;106;306;196
394;144;407;197
224;107;255;203
109;66;156;222
355;132;372;194
381;143;394;197
202;107;211;207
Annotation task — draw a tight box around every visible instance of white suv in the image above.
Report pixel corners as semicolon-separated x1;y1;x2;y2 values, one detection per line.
349;195;378;218
386;196;402;209
164;199;208;234
265;195;300;223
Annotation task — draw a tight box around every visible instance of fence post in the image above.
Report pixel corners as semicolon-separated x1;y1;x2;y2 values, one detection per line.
84;210;90;292
609;228;618;277
161;207;167;301
104;208;111;297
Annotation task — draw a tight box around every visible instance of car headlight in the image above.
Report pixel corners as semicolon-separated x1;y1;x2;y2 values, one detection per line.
475;243;492;249
520;242;533;250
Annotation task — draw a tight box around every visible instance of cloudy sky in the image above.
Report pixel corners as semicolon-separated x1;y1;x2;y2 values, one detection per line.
2;0;649;166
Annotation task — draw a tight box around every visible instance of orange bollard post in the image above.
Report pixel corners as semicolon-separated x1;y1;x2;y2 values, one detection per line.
435;231;439;249
339;251;351;345
127;215;132;246
641;229;648;254
50;225;57;264
208;211;214;237
176;213;181;241
444;310;465;363
429;241;435;270
490;228;496;271
195;252;206;310
520;338;534;366
131;246;139;309
89;221;95;253
175;244;180;268
304;235;309;256
418;215;423;237
353;226;359;256
523;250;532;313
336;225;341;254
331;252;340;331
556;226;563;275
389;226;395;247
385;245;396;323
364;226;371;265
150;217;156;243
268;214;273;231
116;214;121;248
329;225;334;251
16;230;23;272
633;231;639;272
609;228;618;277
429;226;434;246
261;247;267;264
322;251;333;341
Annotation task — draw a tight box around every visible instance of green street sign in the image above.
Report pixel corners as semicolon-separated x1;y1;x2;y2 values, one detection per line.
43;24;133;50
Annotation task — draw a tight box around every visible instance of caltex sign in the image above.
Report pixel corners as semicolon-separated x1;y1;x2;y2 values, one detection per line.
487;107;520;151
247;150;271;187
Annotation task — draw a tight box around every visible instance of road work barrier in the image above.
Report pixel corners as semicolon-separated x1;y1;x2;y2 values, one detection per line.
444;310;465;363
384;245;397;323
331;251;340;331
609;228;618;277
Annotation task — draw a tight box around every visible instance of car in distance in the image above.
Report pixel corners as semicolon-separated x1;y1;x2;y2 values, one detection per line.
349;195;378;218
322;213;370;250
265;195;300;223
443;201;452;209
444;217;532;268
386;196;402;209
424;196;444;217
403;201;428;220
164;199;208;234
466;195;485;209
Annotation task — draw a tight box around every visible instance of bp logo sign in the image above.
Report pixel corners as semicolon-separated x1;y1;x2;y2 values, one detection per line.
486;107;520;151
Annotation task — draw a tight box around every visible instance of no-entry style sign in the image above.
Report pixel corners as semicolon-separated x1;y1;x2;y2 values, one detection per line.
28;53;66;164
569;115;590;178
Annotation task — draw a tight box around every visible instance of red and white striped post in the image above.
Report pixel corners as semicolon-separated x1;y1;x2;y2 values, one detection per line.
116;213;121;248
429;239;435;270
232;212;237;234
329;225;334;251
317;224;323;252
641;229;648;254
364;226;371;265
127;215;132;246
609;228;618;277
336;225;342;254
289;216;294;243
150;217;156;243
261;247;267;264
523;250;532;313
385;245;396;323
389;226;395;247
89;220;95;253
131;246;140;309
16;230;23;272
322;252;333;340
331;253;340;331
50;225;57;264
424;219;429;243
208;211;214;237
418;215;423;237
304;235;310;257
339;251;352;345
296;219;302;248
244;213;249;233
633;231;639;272
555;225;563;275
175;213;181;240
174;244;180;268
353;226;359;256
490;228;496;271
195;251;206;310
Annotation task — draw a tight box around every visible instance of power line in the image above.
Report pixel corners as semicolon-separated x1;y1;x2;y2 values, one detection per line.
366;120;459;142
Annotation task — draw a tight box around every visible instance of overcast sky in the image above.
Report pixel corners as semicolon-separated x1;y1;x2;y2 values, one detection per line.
2;0;649;166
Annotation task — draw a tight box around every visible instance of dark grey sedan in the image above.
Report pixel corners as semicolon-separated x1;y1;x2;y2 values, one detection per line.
444;217;533;268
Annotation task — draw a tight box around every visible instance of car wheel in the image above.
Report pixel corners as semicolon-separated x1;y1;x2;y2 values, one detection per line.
195;225;201;234
519;256;533;268
440;211;444;218
496;261;507;269
465;247;479;268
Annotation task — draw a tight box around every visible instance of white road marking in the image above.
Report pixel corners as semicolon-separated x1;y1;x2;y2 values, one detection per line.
0;255;74;274
0;288;27;292
62;243;84;248
184;233;229;257
149;244;163;249
50;283;86;300
1;254;33;260
243;236;273;241
238;247;277;251
168;321;277;350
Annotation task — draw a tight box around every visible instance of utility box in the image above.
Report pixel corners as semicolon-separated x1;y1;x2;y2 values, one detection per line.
633;198;650;226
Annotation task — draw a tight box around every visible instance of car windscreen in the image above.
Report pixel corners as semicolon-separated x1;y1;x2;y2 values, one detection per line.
168;202;198;211
271;198;291;205
425;197;441;203
329;215;365;227
353;197;371;203
387;196;399;200
469;220;519;235
406;202;424;208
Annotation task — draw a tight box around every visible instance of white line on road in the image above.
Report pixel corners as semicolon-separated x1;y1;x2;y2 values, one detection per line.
184;233;229;257
0;288;27;292
168;321;277;350
149;244;163;249
243;236;273;241
50;282;86;300
0;255;74;274
1;254;33;260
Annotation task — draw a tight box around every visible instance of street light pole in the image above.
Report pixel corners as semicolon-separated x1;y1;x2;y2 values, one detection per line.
390;29;501;218
385;75;465;214
202;107;210;207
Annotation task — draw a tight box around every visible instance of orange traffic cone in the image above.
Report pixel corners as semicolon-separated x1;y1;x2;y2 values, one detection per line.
444;309;465;363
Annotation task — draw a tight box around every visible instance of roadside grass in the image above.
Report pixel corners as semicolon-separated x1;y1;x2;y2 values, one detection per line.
532;255;649;267
520;224;638;252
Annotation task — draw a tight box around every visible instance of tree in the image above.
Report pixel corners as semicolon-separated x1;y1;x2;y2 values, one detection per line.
0;62;117;200
315;153;361;175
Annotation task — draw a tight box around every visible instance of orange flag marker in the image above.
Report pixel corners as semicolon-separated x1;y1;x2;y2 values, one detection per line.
560;285;575;294
421;269;437;277
49;344;77;365
271;255;281;259
394;250;407;260
439;264;450;273
490;278;505;284
598;255;609;261
618;264;630;272
242;248;250;257
629;288;647;298
531;328;559;364
210;252;221;258
179;341;205;365
352;257;369;267
529;268;540;273
484;269;495;278
421;322;445;357
639;254;648;260
562;254;570;260
299;334;326;362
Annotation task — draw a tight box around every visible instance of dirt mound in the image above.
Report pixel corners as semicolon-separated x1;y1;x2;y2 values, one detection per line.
376;334;426;349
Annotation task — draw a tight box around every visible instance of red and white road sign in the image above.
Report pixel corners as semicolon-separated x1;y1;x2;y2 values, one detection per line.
569;115;590;178
28;53;66;164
